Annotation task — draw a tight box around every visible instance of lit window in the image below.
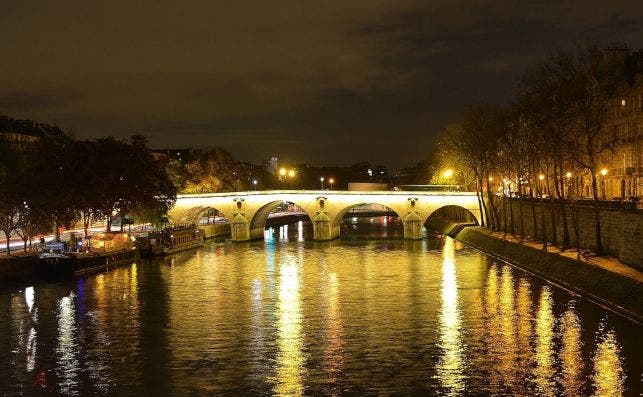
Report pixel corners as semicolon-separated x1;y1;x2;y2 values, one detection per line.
620;99;626;107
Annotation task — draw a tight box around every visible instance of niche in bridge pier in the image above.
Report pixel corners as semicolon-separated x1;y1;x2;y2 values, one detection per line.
231;198;250;241
403;197;423;240
313;196;333;241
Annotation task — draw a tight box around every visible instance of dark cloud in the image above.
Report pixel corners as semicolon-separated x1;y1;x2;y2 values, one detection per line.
0;0;641;168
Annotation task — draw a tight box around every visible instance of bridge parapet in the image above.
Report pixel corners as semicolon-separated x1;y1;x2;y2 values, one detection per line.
169;190;481;241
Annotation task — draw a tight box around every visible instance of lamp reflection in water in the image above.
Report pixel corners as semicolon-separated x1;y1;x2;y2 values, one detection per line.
323;272;344;392
533;287;555;396
436;238;465;395
273;258;304;396
24;287;37;372
559;306;583;395
56;293;80;395
592;324;624;396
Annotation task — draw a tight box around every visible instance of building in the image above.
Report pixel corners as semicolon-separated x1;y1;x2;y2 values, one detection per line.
0;115;65;154
595;50;643;200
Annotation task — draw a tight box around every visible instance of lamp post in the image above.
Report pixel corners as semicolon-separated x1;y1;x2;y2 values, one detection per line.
600;168;608;200
288;169;296;189
329;178;334;190
443;169;453;191
320;177;325;190
538;174;545;197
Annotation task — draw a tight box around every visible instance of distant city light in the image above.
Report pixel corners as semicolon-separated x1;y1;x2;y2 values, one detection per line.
600;168;608;176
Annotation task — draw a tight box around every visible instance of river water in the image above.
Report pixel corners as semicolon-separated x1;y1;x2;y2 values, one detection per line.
0;219;641;396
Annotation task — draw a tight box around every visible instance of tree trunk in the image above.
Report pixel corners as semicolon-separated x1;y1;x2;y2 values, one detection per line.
475;179;486;228
106;215;112;232
507;183;515;236
554;162;570;249
590;173;603;254
485;175;499;230
479;176;491;229
517;181;525;241
502;193;508;238
545;168;558;247
5;236;10;255
528;179;538;240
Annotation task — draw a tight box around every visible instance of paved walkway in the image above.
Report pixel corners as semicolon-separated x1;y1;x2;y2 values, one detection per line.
487;230;643;283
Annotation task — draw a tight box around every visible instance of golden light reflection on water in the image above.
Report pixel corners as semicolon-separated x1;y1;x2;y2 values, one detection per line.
273;258;304;396
323;272;344;394
0;232;636;395
56;293;80;395
592;325;625;396
436;238;465;395
559;306;583;395
534;286;556;396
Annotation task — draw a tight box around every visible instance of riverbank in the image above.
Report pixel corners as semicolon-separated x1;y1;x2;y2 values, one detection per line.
427;218;643;323
0;253;39;281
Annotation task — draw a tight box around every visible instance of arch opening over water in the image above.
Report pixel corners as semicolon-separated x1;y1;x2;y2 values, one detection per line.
335;203;404;240
249;201;314;240
424;205;479;235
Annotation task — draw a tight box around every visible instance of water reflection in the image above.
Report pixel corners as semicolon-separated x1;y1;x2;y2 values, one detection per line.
273;257;304;396
56;293;80;395
436;238;465;395
559;306;583;395
0;231;637;395
592;324;625;396
533;286;556;396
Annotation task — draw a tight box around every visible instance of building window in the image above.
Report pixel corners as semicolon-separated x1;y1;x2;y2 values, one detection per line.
621;99;626;107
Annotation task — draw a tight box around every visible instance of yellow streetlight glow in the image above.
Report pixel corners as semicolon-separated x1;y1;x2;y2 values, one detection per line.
600;168;608;176
443;169;453;178
288;169;295;178
279;168;287;176
566;172;572;178
488;176;493;182
538;174;545;181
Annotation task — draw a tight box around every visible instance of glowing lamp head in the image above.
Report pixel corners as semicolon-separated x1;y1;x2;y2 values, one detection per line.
488;176;493;182
600;168;608;176
320;177;324;182
443;169;454;178
288;169;295;178
566;172;572;178
279;168;287;176
538;174;545;181
329;178;334;184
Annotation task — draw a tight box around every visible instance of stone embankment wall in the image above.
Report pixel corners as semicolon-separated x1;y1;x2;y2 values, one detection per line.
0;255;39;281
491;197;642;269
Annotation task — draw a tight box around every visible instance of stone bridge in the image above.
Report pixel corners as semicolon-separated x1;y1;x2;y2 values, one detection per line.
169;190;481;241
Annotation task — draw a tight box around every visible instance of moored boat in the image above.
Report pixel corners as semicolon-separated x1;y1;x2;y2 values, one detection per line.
141;224;204;256
39;232;139;276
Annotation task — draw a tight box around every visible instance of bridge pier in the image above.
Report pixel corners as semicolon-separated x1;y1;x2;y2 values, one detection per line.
402;215;424;240
231;212;251;242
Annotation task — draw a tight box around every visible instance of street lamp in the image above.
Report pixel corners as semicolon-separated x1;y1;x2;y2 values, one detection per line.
320;176;325;190
443;169;453;191
252;179;258;190
329;178;334;190
288;169;296;189
538;174;545;197
600;168;608;200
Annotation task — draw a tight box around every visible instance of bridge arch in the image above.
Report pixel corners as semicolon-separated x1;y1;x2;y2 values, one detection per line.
424;205;479;235
334;203;403;239
248;200;314;240
179;205;230;225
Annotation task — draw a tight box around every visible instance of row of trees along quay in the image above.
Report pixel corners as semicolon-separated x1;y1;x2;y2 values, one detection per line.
0;132;176;254
431;45;640;257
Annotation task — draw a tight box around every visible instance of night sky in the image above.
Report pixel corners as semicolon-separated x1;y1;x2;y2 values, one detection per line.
1;1;642;169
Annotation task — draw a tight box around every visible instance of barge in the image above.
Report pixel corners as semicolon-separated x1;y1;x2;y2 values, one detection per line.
39;232;139;276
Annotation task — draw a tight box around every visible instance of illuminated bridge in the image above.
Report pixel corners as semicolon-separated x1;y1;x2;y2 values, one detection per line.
170;190;481;241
